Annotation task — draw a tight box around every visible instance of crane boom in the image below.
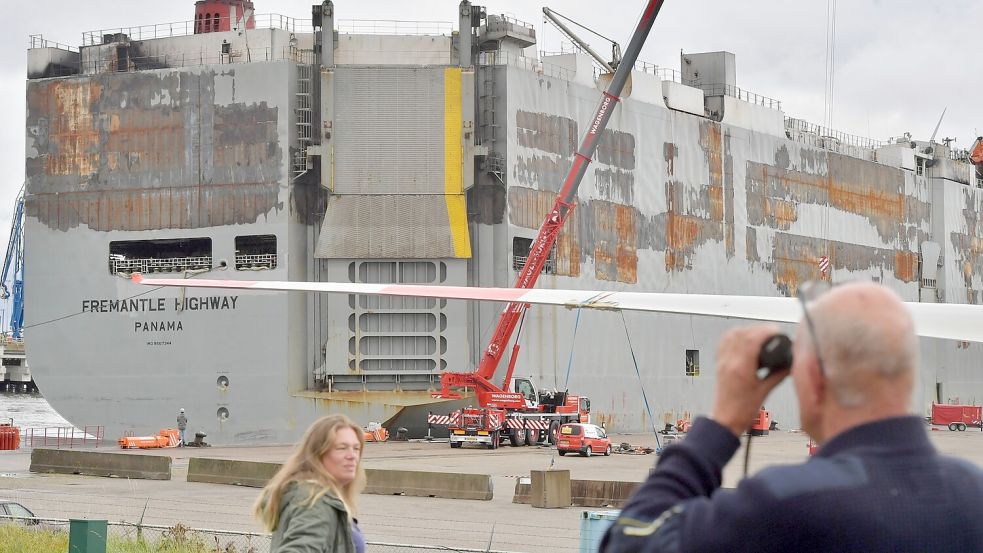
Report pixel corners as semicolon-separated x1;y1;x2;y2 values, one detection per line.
438;0;666;400
543;7;616;73
1;188;25;340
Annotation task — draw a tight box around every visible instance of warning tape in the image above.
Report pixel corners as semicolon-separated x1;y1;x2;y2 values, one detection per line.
428;415;555;432
426;414;458;426
505;419;551;430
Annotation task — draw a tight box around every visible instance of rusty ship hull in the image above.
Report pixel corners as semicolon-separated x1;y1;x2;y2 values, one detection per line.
23;4;983;443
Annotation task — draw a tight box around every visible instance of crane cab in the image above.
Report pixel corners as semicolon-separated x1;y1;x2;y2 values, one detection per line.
513;377;539;409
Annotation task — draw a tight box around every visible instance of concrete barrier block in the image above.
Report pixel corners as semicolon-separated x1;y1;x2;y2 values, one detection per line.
182;460;493;501
365;468;492;500
30;449;171;480
187;458;281;488
574;480;641;508
530;469;571;508
514;478;640;508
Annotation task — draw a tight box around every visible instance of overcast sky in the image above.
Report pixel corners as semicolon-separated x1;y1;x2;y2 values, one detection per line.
0;1;979;275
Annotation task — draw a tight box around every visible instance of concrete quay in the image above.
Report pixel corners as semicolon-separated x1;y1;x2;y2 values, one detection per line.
2;427;982;552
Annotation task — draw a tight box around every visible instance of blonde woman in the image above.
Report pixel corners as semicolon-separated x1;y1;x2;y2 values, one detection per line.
255;414;367;553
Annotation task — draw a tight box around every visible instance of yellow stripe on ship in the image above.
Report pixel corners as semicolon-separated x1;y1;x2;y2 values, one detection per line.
444;67;471;258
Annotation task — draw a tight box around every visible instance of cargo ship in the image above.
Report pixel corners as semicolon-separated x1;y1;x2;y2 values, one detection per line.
23;0;983;443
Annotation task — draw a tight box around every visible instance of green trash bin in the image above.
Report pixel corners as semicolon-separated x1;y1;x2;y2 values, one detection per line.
69;519;108;553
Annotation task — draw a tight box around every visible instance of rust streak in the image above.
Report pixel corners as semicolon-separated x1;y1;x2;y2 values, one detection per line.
615;204;637;283
894;250;917;282
827;179;903;221
46;80;102;177
665;213;699;270
708;185;724;221
746;158;928;245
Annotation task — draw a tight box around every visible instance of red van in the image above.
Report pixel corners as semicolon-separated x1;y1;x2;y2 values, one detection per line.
556;423;611;457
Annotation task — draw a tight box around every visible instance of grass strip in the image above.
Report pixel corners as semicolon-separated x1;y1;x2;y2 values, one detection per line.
0;522;256;553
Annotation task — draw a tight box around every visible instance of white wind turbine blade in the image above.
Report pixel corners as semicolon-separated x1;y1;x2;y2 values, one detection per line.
132;275;983;343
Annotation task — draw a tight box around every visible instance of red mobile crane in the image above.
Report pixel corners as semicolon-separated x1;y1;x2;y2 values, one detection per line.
430;0;666;449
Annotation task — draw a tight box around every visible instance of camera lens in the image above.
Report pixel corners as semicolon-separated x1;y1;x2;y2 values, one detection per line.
758;334;793;378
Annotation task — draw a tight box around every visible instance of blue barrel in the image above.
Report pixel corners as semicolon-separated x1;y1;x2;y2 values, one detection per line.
580;509;620;552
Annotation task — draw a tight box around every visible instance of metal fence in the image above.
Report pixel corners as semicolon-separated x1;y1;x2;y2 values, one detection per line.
20;425;105;448
0;517;523;553
110;255;213;275
1;336;24;353
235;253;278;271
82;14;313;46
479;50;574;81
698;83;782;110
31;46;312;79
335;18;454;36
78;14;459;46
28;34;78;52
785;117;885;151
634;60;681;83
109;521;272;552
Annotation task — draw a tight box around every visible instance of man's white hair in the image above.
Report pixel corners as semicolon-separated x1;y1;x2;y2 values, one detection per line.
806;290;918;407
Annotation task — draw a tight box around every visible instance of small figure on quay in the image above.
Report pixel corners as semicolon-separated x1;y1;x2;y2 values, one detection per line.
177;408;187;447
255;414;367;553
602;282;983;552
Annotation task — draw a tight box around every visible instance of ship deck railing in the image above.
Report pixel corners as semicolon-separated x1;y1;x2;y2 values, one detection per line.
82;14;312;46
31;47;317;79
785;117;884;161
335;18;453;36
1;338;25;354
698;83;782;111
28;34;78;52
634;61;682;83
490;13;537;31
538;49;685;84
79;14;456;47
110;256;212;275
479;50;575;81
235;253;278;271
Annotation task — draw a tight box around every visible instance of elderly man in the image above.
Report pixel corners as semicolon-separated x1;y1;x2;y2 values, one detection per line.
601;282;983;552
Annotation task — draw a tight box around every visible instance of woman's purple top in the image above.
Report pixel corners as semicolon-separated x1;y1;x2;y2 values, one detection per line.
351;520;365;553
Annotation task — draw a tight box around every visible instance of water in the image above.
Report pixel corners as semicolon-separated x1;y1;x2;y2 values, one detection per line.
0;391;74;430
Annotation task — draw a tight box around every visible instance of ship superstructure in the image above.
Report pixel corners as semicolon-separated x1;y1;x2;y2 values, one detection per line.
24;1;983;442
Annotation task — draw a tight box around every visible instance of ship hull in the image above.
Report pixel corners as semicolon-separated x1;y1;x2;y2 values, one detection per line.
23;13;983;443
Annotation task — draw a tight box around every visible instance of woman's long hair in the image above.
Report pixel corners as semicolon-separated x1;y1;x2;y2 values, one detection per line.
254;414;366;531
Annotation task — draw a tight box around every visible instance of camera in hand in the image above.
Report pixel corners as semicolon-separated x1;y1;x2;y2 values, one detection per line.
757;334;793;379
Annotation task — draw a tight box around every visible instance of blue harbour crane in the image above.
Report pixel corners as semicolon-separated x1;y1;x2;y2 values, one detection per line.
1;187;25;340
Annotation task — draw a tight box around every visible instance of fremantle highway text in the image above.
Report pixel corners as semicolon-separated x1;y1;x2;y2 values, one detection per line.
81;296;241;333
82;296;239;313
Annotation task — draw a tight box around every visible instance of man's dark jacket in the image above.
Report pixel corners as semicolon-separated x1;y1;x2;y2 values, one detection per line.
601;416;983;552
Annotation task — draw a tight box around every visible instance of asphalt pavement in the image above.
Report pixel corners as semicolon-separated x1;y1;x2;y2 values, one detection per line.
2;426;981;552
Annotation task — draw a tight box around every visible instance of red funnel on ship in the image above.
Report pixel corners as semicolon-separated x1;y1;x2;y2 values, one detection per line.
194;0;256;34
